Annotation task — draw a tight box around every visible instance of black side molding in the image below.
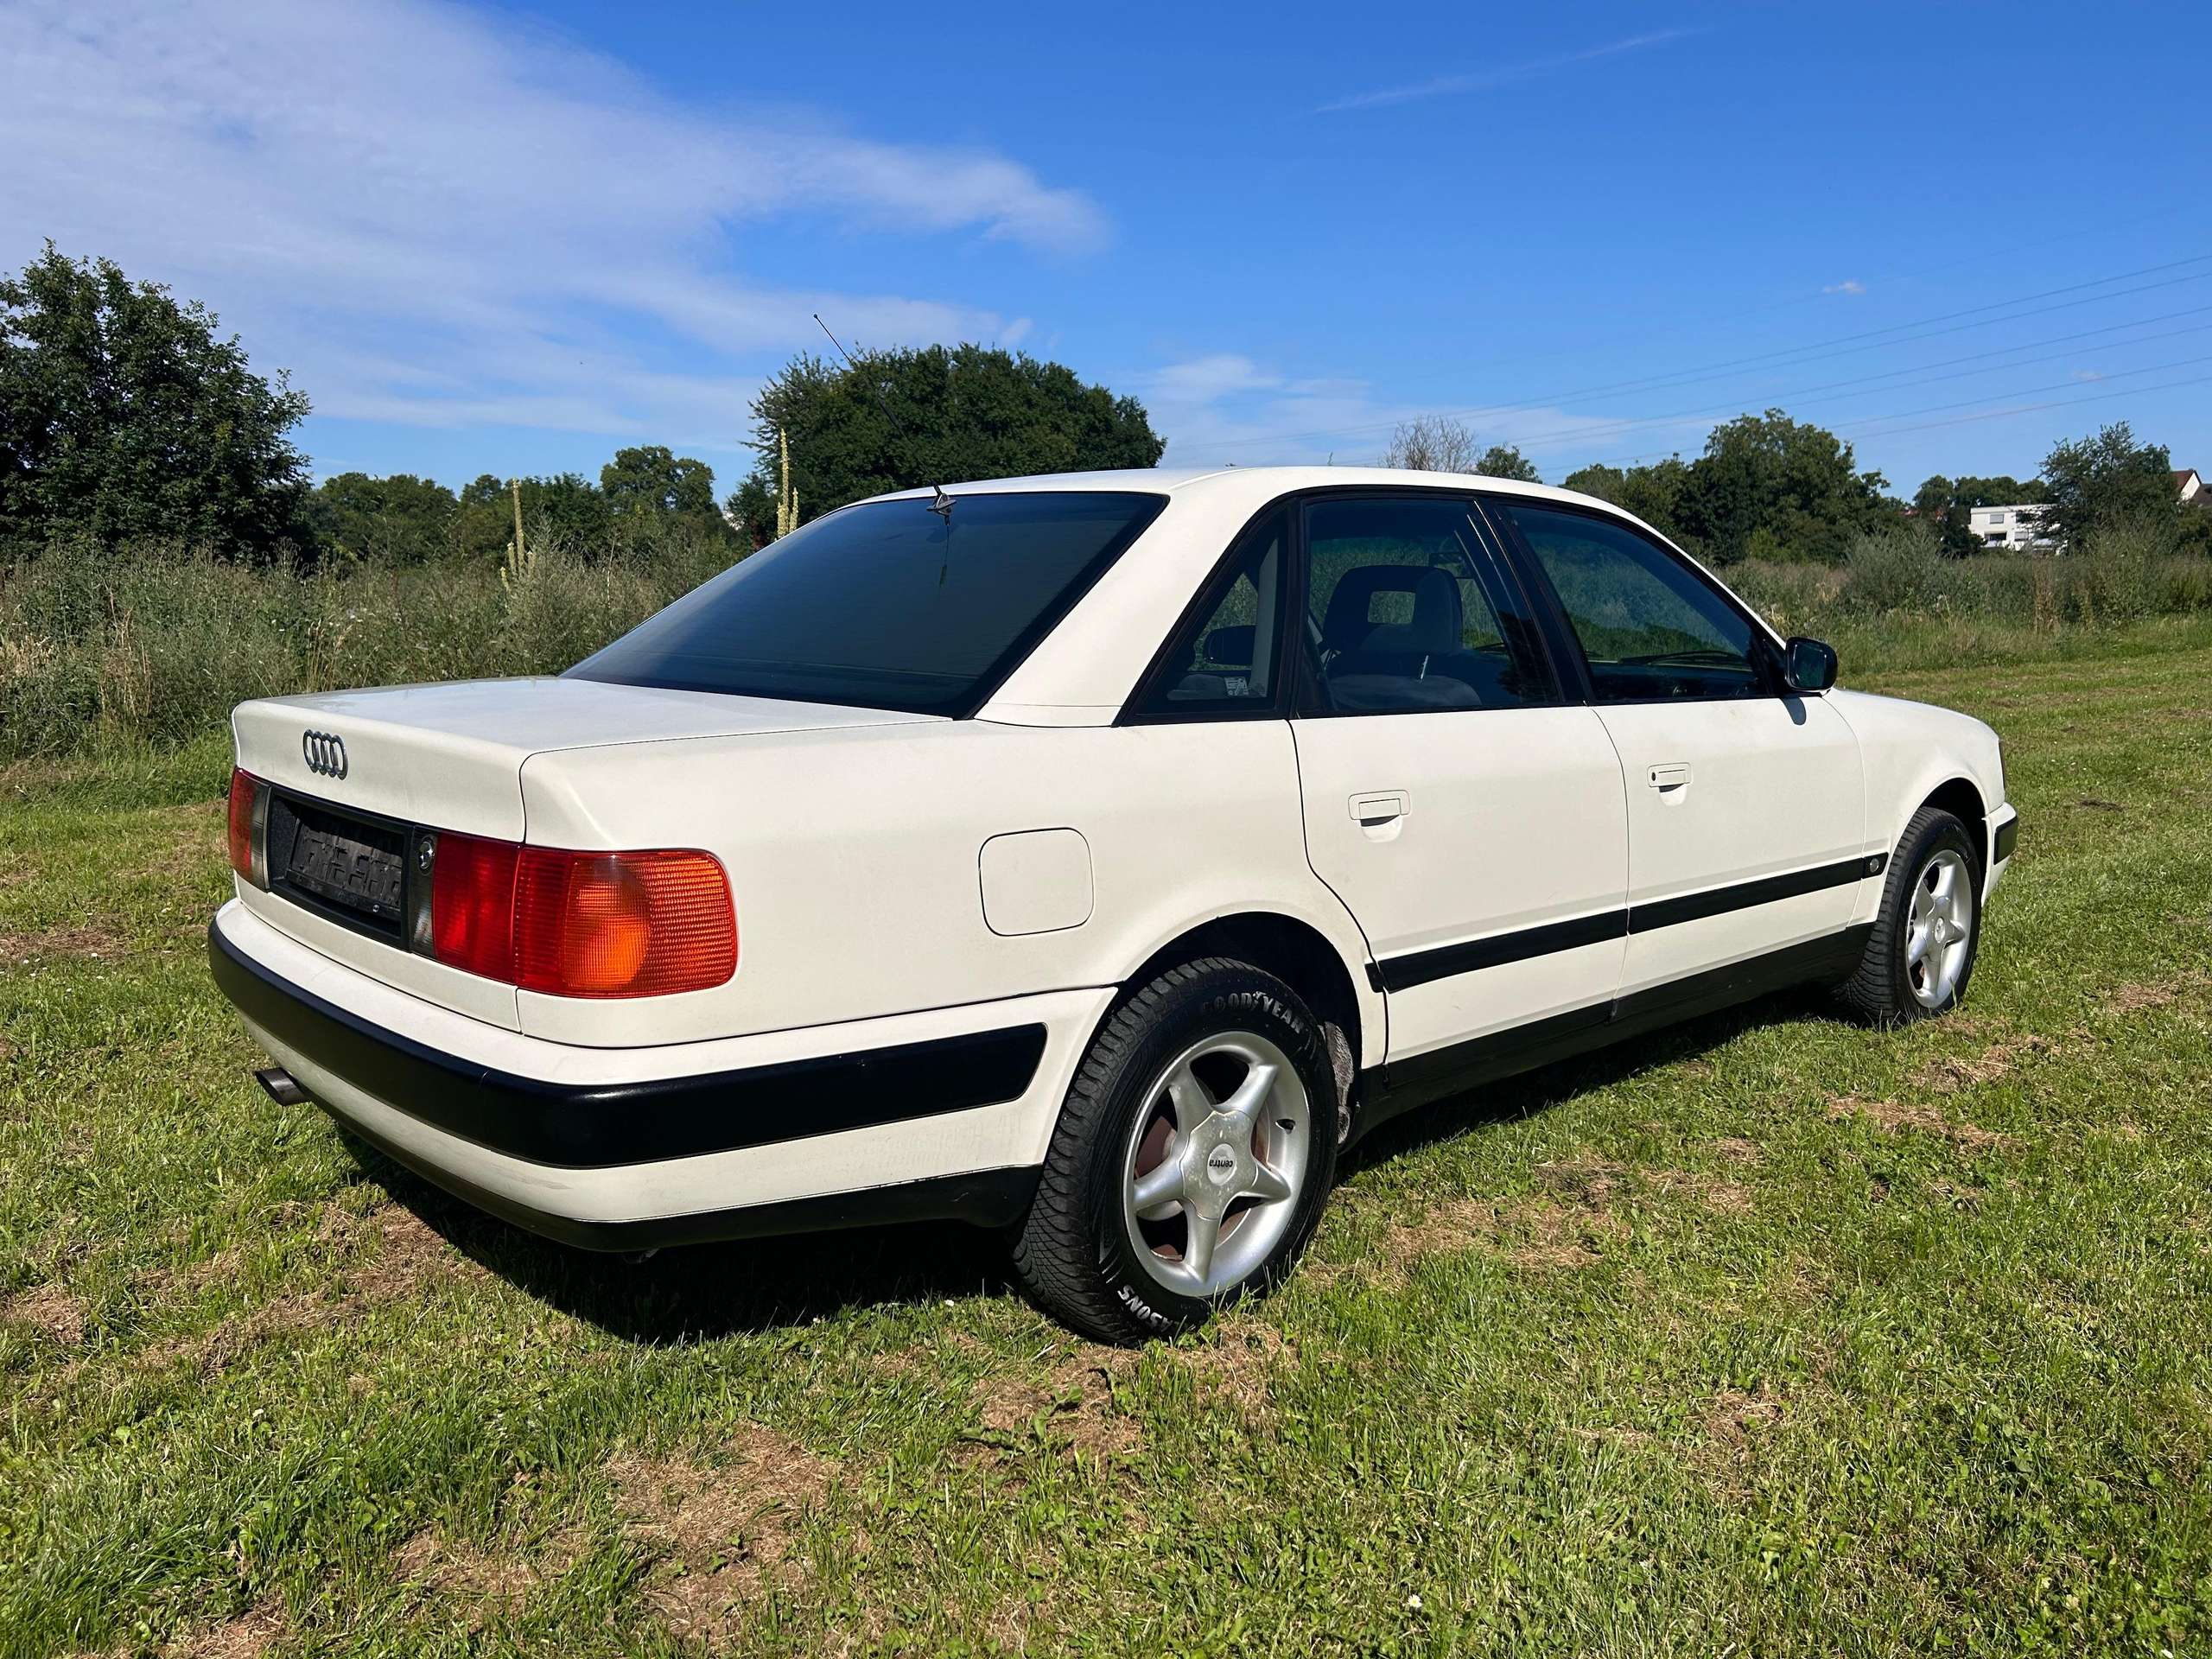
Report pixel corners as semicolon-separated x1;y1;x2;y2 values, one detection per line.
209;920;1047;1170
1993;815;2018;862
1370;854;1884;991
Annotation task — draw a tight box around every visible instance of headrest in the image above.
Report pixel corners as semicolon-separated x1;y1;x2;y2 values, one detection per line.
1321;566;1463;658
1204;624;1255;669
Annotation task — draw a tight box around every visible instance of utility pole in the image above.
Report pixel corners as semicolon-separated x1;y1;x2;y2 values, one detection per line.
509;478;526;567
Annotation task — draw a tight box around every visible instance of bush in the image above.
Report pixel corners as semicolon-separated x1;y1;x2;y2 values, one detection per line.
5;514;2211;766
0;524;738;764
1844;524;1948;616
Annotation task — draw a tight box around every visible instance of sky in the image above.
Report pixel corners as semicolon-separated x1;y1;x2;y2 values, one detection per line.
4;0;2209;499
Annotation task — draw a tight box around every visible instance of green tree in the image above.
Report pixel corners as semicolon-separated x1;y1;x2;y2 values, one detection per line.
2036;422;2174;550
0;243;312;556
1673;409;1889;563
1475;443;1541;483
306;473;459;564
454;473;614;563
600;445;718;519
725;345;1165;543
1562;457;1692;543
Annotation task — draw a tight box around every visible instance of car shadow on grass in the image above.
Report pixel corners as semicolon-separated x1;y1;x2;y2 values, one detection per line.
341;984;1846;1343
335;1139;1017;1344
1340;983;1844;1176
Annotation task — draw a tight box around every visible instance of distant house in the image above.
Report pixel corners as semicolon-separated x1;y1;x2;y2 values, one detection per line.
1970;503;2056;550
2178;468;2203;504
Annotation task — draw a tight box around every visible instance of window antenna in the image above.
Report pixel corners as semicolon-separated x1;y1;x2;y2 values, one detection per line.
813;311;910;451
815;311;953;553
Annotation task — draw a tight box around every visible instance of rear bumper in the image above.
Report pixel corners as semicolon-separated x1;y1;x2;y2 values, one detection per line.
208;901;1109;1249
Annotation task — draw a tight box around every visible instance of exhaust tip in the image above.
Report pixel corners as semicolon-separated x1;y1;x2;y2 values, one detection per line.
255;1066;309;1107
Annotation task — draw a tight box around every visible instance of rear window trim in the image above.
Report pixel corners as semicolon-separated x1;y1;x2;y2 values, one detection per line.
568;488;1170;721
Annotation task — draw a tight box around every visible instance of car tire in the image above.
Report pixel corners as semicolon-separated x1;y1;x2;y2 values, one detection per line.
1010;957;1338;1344
1837;806;1982;1026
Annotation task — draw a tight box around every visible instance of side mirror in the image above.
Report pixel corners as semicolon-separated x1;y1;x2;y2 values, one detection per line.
1784;636;1838;693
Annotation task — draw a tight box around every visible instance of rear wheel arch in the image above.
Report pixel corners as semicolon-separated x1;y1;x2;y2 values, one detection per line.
1114;912;1366;1137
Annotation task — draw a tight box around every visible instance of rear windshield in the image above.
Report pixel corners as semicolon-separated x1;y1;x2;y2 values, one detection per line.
567;490;1166;715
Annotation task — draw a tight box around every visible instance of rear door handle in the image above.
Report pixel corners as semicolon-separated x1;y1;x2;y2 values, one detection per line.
1648;763;1692;793
1349;791;1409;825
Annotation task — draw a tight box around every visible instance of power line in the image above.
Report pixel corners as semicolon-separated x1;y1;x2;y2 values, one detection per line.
1841;372;2212;442
1479;313;2212;454
1193;251;2212;454
1572;370;2212;471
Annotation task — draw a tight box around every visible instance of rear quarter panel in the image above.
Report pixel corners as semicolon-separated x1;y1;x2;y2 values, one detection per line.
517;719;1379;1051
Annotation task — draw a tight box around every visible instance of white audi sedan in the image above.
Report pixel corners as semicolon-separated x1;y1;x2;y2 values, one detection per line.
211;467;2016;1341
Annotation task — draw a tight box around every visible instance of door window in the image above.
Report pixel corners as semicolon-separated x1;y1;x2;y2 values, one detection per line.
1132;507;1288;716
1300;496;1558;714
1498;504;1770;702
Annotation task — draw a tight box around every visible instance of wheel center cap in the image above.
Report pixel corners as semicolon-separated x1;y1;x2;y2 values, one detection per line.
1205;1144;1240;1185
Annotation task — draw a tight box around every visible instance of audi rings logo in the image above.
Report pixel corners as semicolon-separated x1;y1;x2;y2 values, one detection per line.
302;729;349;779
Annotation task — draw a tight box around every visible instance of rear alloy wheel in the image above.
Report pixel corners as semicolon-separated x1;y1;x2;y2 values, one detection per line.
1120;1030;1313;1300
1012;958;1336;1343
1838;805;1982;1025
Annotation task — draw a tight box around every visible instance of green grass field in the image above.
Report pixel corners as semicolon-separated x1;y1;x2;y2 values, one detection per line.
3;639;2209;1657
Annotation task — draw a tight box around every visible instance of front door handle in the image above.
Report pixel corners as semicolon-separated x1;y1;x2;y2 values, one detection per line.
1349;791;1409;824
1648;763;1692;794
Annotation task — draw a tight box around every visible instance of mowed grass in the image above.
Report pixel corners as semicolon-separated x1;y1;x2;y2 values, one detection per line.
3;642;2209;1658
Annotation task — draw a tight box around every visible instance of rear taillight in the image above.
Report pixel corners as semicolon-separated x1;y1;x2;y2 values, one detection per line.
428;831;520;982
426;837;734;998
226;768;267;887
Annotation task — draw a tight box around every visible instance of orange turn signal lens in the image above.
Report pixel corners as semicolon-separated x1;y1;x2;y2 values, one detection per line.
514;847;734;998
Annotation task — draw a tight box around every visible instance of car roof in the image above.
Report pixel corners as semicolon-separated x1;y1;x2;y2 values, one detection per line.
861;466;1606;512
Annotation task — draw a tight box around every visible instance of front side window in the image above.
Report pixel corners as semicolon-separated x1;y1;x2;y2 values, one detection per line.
1301;495;1558;714
1498;503;1769;702
1133;507;1288;716
569;491;1166;715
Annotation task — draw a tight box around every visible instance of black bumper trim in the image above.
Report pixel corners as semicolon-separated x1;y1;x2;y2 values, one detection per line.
1993;814;2018;862
209;919;1048;1170
334;1099;1039;1250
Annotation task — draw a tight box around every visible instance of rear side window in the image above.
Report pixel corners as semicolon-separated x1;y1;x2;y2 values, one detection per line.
1498;503;1769;702
1302;495;1559;714
1132;508;1289;717
569;491;1166;715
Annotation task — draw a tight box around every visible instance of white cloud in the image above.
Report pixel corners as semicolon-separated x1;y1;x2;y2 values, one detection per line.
0;0;1103;461
1822;279;1868;296
1136;353;1708;473
1318;29;1700;115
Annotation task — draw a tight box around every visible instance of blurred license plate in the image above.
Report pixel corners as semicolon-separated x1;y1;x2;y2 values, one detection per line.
283;817;404;925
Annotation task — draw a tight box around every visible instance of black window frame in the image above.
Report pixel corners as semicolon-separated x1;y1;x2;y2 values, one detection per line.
1289;488;1571;721
1120;486;1579;726
1120;501;1302;726
1478;493;1790;706
570;488;1170;721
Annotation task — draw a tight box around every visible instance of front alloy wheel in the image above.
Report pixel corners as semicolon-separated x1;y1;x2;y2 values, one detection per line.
1838;804;1983;1025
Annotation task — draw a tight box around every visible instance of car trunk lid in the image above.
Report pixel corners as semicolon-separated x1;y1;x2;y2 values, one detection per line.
232;677;936;839
229;678;936;1020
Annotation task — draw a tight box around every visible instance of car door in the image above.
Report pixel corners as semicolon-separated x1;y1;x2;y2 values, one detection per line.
1284;493;1630;1080
1487;499;1868;1006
